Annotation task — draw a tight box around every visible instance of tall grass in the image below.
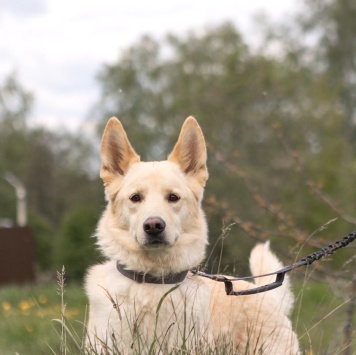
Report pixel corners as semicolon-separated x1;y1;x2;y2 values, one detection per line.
1;272;354;354
0;280;86;354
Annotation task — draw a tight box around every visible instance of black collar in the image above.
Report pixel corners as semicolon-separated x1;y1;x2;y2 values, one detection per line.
117;262;189;284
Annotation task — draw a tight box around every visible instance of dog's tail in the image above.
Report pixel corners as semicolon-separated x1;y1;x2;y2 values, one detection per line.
249;241;294;316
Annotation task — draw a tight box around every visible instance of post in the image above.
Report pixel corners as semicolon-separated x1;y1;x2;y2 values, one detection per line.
3;172;27;227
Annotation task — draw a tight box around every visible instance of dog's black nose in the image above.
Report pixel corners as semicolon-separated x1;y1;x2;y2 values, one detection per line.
143;217;166;236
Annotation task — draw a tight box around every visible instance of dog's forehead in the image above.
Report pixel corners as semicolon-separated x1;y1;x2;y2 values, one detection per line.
128;160;181;174
124;160;186;188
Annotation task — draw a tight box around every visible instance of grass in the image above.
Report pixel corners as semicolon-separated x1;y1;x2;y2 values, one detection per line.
0;274;355;354
294;280;355;354
0;279;87;354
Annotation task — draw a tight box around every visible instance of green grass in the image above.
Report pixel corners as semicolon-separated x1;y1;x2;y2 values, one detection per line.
293;279;356;355
0;277;355;354
0;281;87;354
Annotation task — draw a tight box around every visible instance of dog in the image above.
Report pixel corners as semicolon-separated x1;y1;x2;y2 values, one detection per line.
85;116;300;354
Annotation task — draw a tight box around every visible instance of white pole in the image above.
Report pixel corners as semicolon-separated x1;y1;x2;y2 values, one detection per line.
3;172;27;227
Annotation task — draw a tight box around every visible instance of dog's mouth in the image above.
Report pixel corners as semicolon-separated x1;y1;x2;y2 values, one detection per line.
141;236;170;249
143;241;169;249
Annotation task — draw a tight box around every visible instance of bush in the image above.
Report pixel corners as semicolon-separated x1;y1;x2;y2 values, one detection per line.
56;206;101;280
28;211;54;271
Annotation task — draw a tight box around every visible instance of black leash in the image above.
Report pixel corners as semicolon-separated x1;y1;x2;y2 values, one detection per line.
191;231;356;296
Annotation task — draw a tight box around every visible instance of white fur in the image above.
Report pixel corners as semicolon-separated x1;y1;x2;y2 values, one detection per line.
249;242;294;316
85;117;300;354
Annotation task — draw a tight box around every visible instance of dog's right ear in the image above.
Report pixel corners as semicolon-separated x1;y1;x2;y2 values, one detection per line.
100;117;140;185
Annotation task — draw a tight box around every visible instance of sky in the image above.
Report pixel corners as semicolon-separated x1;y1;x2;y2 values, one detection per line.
0;0;298;132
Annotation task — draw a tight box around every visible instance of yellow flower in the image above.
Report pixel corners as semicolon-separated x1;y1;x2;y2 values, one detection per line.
25;324;34;333
18;299;35;312
305;348;315;355
2;301;11;311
66;307;79;318
38;295;48;304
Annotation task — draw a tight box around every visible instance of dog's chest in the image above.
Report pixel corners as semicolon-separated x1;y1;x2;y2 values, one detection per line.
86;263;212;350
114;275;211;328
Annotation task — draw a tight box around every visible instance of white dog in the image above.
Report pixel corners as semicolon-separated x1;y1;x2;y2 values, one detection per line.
85;116;300;354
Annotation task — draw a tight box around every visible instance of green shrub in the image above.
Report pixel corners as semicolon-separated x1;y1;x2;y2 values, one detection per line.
56;206;101;280
28;211;54;270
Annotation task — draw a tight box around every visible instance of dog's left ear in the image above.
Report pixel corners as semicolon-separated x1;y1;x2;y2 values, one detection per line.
168;116;208;186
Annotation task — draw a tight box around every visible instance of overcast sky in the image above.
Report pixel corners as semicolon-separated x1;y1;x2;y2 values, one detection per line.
0;0;298;132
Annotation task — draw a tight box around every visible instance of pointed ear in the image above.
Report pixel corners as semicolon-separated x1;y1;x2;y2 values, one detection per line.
100;117;140;184
168;116;208;186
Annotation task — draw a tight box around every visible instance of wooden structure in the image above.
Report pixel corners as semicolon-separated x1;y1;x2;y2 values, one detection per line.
0;227;35;285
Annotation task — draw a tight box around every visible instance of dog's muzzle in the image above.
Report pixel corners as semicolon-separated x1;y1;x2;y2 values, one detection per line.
142;217;167;246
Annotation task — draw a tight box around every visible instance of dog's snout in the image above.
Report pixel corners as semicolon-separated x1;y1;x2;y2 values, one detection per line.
143;217;166;236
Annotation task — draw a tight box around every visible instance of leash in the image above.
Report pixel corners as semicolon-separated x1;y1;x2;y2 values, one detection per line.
191;231;356;296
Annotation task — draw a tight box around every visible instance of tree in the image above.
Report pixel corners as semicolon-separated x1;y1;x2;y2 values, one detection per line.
0;73;32;131
94;23;354;270
0;74;103;272
301;0;356;144
0;73;33;221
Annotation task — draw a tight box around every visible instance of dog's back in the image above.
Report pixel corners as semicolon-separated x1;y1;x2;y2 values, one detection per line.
206;242;299;354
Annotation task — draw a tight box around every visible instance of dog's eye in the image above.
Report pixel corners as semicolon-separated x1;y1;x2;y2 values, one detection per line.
168;193;180;202
130;194;142;203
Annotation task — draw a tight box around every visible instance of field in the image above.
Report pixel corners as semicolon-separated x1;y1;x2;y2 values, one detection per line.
0;275;355;354
0;279;87;354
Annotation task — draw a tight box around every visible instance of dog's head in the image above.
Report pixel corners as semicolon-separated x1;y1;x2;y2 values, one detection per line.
96;117;209;274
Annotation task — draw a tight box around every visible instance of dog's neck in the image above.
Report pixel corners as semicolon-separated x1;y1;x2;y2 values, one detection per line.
116;262;189;284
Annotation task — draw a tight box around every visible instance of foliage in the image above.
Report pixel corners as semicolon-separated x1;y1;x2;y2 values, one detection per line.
56;206;102;280
0;73;32;132
28;211;54;271
300;0;356;141
0;73;103;275
94;21;356;275
0;73;32;214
